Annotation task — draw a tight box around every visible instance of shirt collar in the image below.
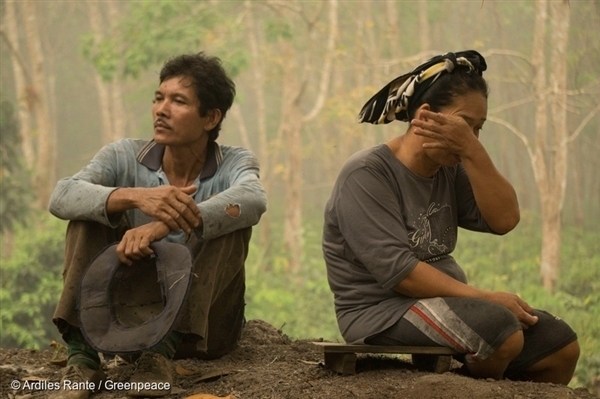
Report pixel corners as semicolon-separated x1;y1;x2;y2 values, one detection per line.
136;140;222;180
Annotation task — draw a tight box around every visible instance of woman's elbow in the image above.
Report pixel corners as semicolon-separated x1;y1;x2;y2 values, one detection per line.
492;211;520;235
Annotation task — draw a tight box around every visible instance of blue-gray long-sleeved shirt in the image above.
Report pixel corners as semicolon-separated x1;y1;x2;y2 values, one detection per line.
49;139;267;242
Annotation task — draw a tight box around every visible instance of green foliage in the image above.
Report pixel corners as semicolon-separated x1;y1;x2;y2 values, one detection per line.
0;212;66;348
454;219;600;391
245;223;341;341
264;19;293;43
222;48;249;79
0;100;33;233
80;32;119;82
81;1;249;82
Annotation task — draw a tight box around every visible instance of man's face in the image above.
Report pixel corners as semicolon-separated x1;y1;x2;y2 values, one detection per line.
152;76;213;147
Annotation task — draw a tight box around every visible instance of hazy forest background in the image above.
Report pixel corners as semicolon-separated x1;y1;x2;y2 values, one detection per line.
0;0;599;393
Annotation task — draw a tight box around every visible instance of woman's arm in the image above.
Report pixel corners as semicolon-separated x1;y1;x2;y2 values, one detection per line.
412;109;519;234
459;140;520;234
395;261;538;327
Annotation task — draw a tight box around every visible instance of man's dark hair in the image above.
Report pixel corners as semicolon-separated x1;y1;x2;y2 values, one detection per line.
407;68;489;121
160;52;236;141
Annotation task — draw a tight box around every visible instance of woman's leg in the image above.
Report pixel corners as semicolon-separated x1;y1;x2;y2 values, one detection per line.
504;309;579;384
466;330;523;380
366;297;523;380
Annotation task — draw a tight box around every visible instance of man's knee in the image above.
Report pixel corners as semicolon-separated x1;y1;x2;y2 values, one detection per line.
187;227;252;252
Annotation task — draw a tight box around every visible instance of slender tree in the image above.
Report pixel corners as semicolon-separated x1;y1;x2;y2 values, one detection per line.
241;0;272;249
277;0;338;271
1;1;34;169
84;0;127;144
0;100;33;236
1;1;57;207
487;0;599;291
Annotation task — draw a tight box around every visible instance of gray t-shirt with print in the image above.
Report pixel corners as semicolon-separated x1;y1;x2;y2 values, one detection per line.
322;144;494;344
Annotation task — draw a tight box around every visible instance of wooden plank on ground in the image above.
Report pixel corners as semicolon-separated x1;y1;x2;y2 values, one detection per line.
311;342;458;355
311;342;458;375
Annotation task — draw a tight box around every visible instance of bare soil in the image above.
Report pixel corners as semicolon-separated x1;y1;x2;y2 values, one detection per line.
1;320;597;399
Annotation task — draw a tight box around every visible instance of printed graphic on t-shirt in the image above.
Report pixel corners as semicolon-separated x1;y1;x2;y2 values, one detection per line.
408;202;455;260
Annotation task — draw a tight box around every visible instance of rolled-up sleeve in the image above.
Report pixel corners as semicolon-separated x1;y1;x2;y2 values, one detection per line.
48;142;127;227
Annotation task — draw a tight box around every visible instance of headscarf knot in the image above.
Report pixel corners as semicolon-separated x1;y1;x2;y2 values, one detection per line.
357;50;487;124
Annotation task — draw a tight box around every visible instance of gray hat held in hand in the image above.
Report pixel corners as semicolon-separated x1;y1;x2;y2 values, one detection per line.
78;241;193;354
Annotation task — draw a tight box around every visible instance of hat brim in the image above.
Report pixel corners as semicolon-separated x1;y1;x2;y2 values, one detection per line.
78;241;193;354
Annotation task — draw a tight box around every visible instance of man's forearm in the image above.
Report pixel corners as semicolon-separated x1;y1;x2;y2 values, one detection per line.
105;187;141;214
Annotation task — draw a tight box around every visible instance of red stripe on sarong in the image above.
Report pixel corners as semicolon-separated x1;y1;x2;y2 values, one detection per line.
409;305;468;352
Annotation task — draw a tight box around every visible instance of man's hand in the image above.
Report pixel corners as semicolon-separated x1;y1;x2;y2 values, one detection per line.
108;185;201;233
116;221;170;265
482;291;539;329
136;185;201;232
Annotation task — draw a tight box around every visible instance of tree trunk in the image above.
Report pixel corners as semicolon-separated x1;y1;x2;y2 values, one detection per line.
539;0;570;291
22;0;56;208
87;0;126;144
418;0;430;51
530;0;570;292
3;1;34;169
106;0;126;142
531;0;551;287
86;0;113;144
282;77;304;272
244;0;271;249
279;0;338;272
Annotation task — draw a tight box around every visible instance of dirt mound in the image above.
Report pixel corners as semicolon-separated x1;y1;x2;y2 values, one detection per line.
1;319;597;399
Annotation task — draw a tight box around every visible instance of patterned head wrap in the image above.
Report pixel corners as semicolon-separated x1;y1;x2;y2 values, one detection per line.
357;50;487;124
